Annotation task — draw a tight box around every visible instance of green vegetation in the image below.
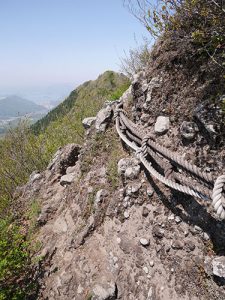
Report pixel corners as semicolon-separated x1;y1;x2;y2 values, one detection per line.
106;131;125;189
25;200;41;238
0;71;130;298
0;219;34;300
81;128;126;188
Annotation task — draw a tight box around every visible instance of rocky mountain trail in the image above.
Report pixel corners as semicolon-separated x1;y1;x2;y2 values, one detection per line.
14;71;225;300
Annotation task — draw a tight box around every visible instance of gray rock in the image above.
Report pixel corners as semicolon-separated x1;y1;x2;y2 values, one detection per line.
180;121;198;140
125;166;140;179
150;261;154;267
147;187;154;197
37;204;52;225
47;144;81;175
92;281;117;300
206;124;217;134
29;171;41;183
143;266;149;274
152;225;164;239
212;256;225;278
203;232;210;241
168;214;175;221
126;182;142;196
139;238;150;247
146;77;161;103
193;102;221;143
66;162;81;180
95;189;108;208
95;106;112;132
66;166;77;174
124;211;130;219
140;113;150;124
132;71;144;85
154;116;170;134
119;86;132;104
185;240;195;252
194;225;203;233
118;157;140;179
141;82;149;93
172;240;184;250
142;206;149;217
60;174;75;186
175;216;182;224
53;216;68;233
82;117;96;129
204;256;213;276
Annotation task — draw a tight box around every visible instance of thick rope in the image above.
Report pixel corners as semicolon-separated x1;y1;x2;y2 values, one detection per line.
139;154;208;201
120;110;214;186
114;104;225;219
212;175;225;219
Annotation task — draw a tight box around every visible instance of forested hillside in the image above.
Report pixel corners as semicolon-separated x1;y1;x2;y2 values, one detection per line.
32;71;129;134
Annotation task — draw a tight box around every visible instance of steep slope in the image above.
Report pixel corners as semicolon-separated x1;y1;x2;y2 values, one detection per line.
0;71;130;299
4;3;225;299
16;73;225;299
0;95;46;117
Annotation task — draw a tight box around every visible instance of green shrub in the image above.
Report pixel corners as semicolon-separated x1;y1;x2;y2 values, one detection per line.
0;219;31;299
110;82;131;101
125;0;225;66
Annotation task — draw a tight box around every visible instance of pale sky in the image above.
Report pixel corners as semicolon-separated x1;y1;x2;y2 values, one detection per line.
0;0;149;91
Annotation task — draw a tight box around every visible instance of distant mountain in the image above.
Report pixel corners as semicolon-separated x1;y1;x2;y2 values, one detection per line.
32;71;130;134
0;95;47;118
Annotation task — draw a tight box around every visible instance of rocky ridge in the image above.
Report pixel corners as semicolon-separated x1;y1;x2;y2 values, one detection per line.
18;72;225;300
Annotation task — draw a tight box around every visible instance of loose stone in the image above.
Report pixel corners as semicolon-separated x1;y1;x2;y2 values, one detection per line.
142;206;149;217
150;261;154;267
124;211;130;219
143;266;149;274
140;238;150;247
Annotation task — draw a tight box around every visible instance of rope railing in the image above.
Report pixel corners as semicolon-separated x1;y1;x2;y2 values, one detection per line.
114;103;225;220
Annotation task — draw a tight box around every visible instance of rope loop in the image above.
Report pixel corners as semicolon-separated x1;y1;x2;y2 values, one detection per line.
212;175;225;219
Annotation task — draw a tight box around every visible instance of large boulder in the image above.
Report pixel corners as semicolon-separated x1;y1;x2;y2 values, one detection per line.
95;106;113;132
47;144;81;175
